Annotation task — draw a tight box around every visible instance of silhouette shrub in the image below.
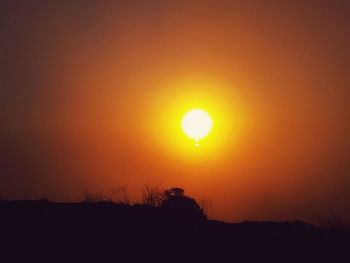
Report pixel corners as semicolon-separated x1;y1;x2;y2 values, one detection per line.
160;187;206;221
141;184;165;207
111;186;130;204
82;190;109;203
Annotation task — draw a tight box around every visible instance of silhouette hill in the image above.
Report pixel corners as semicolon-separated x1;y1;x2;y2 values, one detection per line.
0;199;349;262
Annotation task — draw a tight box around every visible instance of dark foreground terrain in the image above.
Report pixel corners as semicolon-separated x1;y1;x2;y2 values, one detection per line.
0;200;349;262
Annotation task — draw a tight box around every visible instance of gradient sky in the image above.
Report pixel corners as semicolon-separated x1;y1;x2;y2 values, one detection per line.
1;0;349;224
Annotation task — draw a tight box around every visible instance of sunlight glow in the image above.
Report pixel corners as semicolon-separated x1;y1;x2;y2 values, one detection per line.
144;77;247;161
181;109;213;146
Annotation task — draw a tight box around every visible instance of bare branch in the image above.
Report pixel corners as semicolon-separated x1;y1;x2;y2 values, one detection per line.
140;184;165;207
112;186;130;205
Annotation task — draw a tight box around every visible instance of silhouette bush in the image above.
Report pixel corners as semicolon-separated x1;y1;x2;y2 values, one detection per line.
111;186;130;205
160;187;207;221
198;197;212;217
82;190;110;203
140;184;165;207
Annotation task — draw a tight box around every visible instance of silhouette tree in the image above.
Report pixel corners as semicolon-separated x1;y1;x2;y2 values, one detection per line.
164;187;184;197
141;184;165;207
160;187;207;220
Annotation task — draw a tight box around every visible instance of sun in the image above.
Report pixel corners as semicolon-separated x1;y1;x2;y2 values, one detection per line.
181;109;213;146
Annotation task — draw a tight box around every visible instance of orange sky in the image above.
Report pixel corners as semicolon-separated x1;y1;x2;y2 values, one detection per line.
1;1;349;224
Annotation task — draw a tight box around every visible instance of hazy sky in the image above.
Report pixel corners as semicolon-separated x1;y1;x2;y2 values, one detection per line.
1;0;349;224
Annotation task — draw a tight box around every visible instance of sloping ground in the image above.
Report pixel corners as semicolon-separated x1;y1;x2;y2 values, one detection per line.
0;201;349;262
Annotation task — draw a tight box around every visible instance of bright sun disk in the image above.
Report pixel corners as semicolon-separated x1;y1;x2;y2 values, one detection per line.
181;109;213;146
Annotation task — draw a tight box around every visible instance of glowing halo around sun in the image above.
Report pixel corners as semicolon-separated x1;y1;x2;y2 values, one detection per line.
144;78;247;160
181;109;213;147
